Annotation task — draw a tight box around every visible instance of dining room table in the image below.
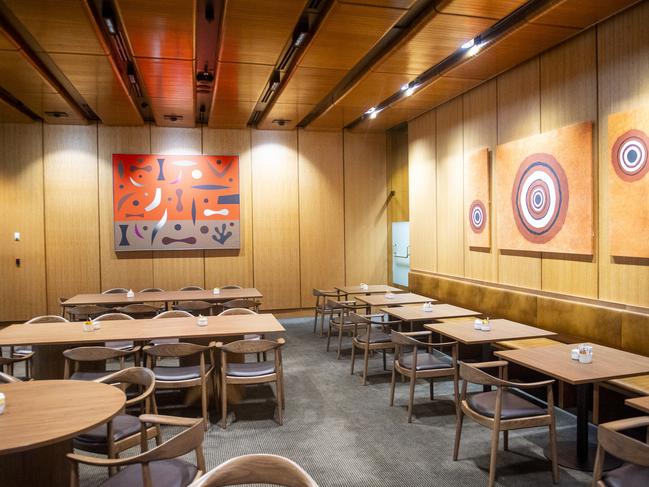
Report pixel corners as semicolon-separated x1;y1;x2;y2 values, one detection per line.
355;292;436;308
0;380;125;487
335;284;405;296
385;303;481;330
625;394;649;414
495;343;649;471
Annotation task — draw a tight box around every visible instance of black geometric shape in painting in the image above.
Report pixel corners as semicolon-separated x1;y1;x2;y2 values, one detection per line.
212;224;232;245
157;158;166;181
217;194;240;205
162;236;197;245
207;159;233;178
191;184;230;190
118;224;130;246
191;198;197;225
176;188;183;212
118;160;124;179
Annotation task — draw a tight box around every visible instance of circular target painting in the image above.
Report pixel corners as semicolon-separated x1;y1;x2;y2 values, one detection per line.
469;200;487;234
611;129;649;182
511;154;569;244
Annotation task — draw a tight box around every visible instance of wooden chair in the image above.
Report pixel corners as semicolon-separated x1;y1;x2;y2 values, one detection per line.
454;361;558;487
0;370;20;383
220;285;242;289
68;304;111;322
115;303;161;319
103;287;130;294
220;298;260;312
94;313;139;358
312;289;341;336
144;343;217;431
74;367;162;465
140;287;165;292
215;338;285;429
326;299;370;359
180;286;204;291
12;315;69;360
390;330;458;423
174;300;216;316
593;416;649;486
188;454;319;487
67;415;205;487
63;346;134;380
0;352;34;381
349;312;401;385
218;308;264;361
150;310;193;346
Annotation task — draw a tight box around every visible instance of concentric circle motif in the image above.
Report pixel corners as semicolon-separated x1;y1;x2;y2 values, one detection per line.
611;129;649;182
511;154;569;244
469;200;487;234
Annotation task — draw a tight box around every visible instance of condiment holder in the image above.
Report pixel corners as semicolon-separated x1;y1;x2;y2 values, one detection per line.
571;348;579;360
196;314;208;327
473;318;483;330
385;292;396;299
421;302;434;312
578;344;593;364
126;289;135;298
83;320;94;332
93;321;102;330
360;282;369;291
213;287;220;295
480;318;491;332
0;392;5;415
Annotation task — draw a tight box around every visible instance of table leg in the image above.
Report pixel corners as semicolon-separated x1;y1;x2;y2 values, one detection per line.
481;344;491;392
0;439;72;487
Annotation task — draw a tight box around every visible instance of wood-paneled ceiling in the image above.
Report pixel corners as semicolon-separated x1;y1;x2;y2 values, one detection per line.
0;0;642;130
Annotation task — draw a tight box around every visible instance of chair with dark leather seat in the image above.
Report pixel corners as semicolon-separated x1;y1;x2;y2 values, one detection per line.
150;310;193;346
312;289;341;336
74;367;162;464
593;416;649;487
103;287;130;294
10;315;70;377
349;312;401;385
94;312;141;363
115;303;162;319
68;304;112;322
220;298;260;312
188;454;319;487
173;300;216;316
326;299;370;359
179;286;204;291
220;284;242;289
63;346;134;380
140;287;165;293
389;329;458;423
0;353;34;381
218;307;265;361
215;338;285;429
144;343;217;431
453;361;558;487
67;414;205;487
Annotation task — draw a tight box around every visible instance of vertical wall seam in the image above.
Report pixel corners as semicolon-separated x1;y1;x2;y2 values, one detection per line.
40;121;49;314
96;122;102;292
342;129;348;284
595;25;601;302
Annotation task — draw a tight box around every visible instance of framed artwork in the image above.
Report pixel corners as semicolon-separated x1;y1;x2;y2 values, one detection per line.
494;121;593;255
465;147;491;248
608;106;649;258
112;154;240;251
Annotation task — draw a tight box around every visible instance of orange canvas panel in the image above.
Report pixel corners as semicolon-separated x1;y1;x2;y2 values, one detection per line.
495;122;593;255
465;147;491;248
608;107;649;258
112;154;240;250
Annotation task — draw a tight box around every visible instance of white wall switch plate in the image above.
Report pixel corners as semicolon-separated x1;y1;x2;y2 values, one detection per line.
13;232;20;241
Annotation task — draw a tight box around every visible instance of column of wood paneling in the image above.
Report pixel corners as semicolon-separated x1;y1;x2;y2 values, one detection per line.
386;126;409;285
408;110;437;273
97;125;154;291
540;31;599;298
202;127;254;289
496;58;543;289
43;124;100;313
463;80;498;282
251;129;301;309
297;129;345;307
597;1;649;306
0;123;47;321
343;130;388;285
150;126;205;291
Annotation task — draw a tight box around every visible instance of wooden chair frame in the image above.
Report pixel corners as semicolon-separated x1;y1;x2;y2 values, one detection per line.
63;346;135;380
349;312;401;385
0;352;34;380
115;303;162;318
67;305;111;322
0;370;20;383
325;299;371;359
220;299;260;312
593;416;649;487
188;454;318;487
215;338;285;429
102;288;130;294
10;315;69;374
173;300;217;316
144;343;217;431
390;330;459;423
220;285;243;290
454;360;558;487
312;289;342;337
67;414;205;487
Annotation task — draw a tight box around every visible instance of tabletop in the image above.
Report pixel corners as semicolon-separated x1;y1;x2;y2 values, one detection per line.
0;313;285;346
426;319;557;344
62;288;263;306
625;396;649;414
384;303;480;322
0;380;125;454
496;343;649;385
335;285;404;295
356;293;435;307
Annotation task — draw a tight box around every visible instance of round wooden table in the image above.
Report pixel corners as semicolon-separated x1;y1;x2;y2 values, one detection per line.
0;380;125;487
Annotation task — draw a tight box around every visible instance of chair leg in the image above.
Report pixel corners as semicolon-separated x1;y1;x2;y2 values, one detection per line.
221;375;228;429
362;347;370;386
280;366;286;410
488;427;500;487
350;342;356;375
382;349;387;371
201;380;209;431
326;324;332;352
276;378;284;426
407;375;416;423
549;422;559;483
320;312;326;337
429;379;434;400
313;309;318;334
211;374;219;418
592;444;604;487
453;409;464;460
592;384;600;425
389;366;397;407
336;325;344;359
503;431;509;451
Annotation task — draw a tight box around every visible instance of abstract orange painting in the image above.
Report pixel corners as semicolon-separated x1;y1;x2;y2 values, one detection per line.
464;147;491;248
495;122;593;255
113;154;240;251
608;107;649;258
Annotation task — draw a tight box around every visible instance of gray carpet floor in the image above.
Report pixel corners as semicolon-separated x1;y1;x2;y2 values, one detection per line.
73;317;592;486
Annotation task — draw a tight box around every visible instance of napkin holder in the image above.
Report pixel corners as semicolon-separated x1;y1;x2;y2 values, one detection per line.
126;289;135;298
197;315;208;327
213;287;220;295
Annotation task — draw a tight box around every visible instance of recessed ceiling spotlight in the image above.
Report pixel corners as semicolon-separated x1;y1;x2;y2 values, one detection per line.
401;83;409;91
461;38;475;50
365;107;376;114
467;43;482;57
405;86;416;97
101;1;117;35
369;111;379;119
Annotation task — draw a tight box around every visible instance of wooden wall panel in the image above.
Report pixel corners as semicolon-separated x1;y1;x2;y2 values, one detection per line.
251;130;301;309
150;126;205;291
0;123;46;321
202;128;254;288
97;125;153;292
436;98;465;276
496;59;542;289
597;0;649;307
387;126;409;284
408;110;437;273
462;80;498;282
540;31;598;298
344;131;388;285
43;124;99;313
298;130;345;306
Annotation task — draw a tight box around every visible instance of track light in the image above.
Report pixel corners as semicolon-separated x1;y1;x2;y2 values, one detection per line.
365;107;376;114
461;38;475;50
101;1;117;35
269;71;281;91
467;43;482;57
127;62;137;84
401;83;409;91
293;18;309;47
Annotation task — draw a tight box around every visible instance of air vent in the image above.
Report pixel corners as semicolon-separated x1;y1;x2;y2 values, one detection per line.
163;114;183;122
45;111;69;118
272;119;291;127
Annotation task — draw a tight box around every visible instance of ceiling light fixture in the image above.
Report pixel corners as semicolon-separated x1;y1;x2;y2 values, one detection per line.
461;38;475;50
400;83;409;91
101;1;117;35
365;107;376;114
369;110;379;119
405;86;416;97
269;70;281;91
467;43;482;57
294;31;308;47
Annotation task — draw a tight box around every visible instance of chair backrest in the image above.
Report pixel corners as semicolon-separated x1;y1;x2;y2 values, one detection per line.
459;361;507;387
96;367;157;411
116;304;160;317
597;419;649;467
220;285;242;289
313;289;339;297
67;305;111;321
189;454;319;487
102;288;129;294
154;310;193;319
221;299;259;310
144;342;212;359
218;308;256;316
94;312;134;321
140;287;165;292
180;286;204;291
390;329;430;347
217;338;284;356
63;346;133;378
24;315;69;324
0;370;20;383
174;301;214;313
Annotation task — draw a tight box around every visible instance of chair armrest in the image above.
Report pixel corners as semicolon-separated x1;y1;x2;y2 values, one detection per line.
600;416;649;432
501;378;555;390
471;360;508;370
402;331;432;337
67;452;127;468
139;413;202;427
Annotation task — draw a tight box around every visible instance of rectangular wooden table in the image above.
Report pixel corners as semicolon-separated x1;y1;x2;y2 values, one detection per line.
335;284;404;295
385;304;481;326
625;395;649;414
61;287;263;308
496;343;649;471
356;292;436;308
